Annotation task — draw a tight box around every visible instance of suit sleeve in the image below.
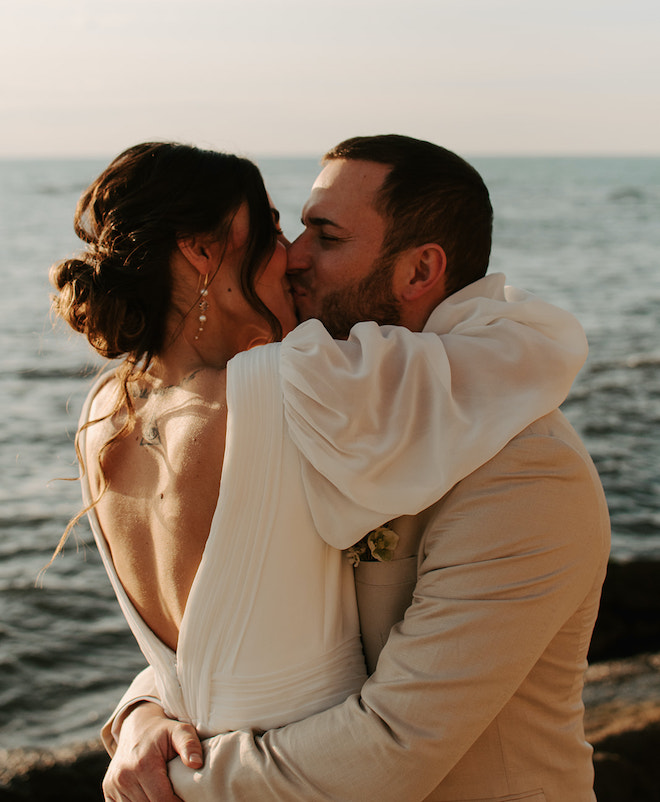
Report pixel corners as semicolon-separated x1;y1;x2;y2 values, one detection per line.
166;426;610;801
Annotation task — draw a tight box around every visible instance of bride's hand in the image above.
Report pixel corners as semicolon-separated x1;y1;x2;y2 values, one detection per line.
102;702;203;802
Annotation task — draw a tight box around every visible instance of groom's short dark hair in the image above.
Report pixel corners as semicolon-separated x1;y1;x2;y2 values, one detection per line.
324;135;493;298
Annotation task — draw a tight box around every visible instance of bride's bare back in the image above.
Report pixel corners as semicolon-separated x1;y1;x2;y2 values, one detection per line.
85;368;228;651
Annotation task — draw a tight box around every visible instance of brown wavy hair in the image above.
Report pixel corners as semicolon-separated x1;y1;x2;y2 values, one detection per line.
48;142;280;564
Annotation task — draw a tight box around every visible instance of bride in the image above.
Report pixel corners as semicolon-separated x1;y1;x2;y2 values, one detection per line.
50;142;585;799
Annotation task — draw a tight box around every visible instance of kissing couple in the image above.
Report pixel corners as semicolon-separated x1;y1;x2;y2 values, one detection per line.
51;134;609;801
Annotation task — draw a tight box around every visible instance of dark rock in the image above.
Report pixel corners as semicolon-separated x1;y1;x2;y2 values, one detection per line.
586;653;660;801
593;749;660;802
589;560;660;663
0;741;108;801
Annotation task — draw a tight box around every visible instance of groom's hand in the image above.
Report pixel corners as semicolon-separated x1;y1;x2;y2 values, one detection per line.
102;702;203;802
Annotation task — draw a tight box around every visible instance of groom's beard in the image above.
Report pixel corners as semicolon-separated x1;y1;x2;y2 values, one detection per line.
318;252;402;339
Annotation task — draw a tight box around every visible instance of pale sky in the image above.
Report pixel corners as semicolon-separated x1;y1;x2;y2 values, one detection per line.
1;0;658;158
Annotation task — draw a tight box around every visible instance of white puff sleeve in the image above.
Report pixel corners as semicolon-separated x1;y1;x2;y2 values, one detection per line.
279;274;587;549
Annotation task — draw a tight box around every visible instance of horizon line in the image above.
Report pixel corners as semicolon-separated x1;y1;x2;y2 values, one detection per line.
2;150;660;161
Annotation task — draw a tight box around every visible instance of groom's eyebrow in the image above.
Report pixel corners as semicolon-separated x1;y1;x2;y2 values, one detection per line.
302;215;347;231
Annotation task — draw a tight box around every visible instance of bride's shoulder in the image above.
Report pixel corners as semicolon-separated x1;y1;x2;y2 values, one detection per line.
87;371;122;422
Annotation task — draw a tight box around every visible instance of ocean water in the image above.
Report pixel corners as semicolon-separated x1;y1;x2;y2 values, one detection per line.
0;155;658;750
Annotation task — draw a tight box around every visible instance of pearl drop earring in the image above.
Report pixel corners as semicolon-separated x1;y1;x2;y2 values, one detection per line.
194;275;209;341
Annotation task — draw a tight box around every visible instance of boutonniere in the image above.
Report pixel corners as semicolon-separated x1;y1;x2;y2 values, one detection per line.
345;524;399;567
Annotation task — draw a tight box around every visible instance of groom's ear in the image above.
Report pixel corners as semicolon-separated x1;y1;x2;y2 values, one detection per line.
397;243;447;302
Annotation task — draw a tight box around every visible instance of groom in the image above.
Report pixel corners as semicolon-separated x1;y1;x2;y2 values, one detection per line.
101;135;610;801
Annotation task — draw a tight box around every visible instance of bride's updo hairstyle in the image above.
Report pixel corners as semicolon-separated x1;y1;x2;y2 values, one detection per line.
51;141;281;366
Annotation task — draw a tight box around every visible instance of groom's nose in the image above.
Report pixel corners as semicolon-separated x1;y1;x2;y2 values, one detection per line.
286;232;311;275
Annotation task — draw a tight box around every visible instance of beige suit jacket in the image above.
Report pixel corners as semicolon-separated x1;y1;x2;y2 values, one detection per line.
104;410;610;802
